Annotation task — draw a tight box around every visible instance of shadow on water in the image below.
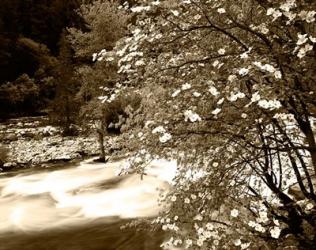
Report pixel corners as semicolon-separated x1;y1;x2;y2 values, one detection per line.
0;219;164;250
0;159;82;178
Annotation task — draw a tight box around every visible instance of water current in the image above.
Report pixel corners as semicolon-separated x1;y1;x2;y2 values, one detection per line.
0;158;178;250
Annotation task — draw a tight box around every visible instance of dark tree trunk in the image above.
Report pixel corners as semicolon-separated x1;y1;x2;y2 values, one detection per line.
96;119;106;162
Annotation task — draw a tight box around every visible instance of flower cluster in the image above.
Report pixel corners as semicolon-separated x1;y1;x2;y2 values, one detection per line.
152;126;172;143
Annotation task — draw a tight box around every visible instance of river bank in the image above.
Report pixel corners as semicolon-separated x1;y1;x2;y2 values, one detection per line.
0;116;116;171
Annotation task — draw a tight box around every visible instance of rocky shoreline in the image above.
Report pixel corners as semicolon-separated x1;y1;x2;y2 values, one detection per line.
0;116;111;171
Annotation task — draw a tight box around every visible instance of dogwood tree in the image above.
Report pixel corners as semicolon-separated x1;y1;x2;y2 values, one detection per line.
97;0;316;248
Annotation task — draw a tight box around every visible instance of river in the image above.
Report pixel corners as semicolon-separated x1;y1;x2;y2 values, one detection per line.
0;158;178;250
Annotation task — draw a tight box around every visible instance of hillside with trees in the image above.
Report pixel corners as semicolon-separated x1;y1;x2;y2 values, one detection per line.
0;0;83;118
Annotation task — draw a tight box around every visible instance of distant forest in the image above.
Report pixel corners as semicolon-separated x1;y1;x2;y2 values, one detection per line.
0;0;81;117
0;0;108;118
0;0;84;81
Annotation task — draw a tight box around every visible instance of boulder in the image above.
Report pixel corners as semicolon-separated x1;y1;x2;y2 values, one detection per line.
3;162;17;170
5;133;18;141
23;131;36;139
41;126;59;136
3;162;17;167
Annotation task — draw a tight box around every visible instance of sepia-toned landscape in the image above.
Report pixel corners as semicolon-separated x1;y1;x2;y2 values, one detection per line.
0;1;316;249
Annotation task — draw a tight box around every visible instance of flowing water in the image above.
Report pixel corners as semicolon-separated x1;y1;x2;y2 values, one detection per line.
0;158;178;250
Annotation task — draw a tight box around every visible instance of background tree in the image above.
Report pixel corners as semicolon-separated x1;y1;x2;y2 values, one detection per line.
48;32;80;135
68;0;130;159
68;0;129;60
0;74;39;117
98;0;316;248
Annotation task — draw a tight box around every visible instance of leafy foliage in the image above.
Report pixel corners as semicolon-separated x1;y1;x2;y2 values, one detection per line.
66;0;131;157
68;0;129;59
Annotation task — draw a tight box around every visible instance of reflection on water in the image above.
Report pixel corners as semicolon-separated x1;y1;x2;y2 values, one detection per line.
0;158;178;249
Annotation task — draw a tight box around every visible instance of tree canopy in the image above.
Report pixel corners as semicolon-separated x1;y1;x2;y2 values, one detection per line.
95;0;316;249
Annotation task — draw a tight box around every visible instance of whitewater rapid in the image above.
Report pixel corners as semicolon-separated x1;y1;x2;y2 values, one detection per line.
0;158;177;232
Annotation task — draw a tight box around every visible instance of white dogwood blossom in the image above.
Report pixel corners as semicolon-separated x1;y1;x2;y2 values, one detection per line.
270;226;281;239
184;110;202;122
238;68;249;76
159;133;172;143
230;209;239;218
